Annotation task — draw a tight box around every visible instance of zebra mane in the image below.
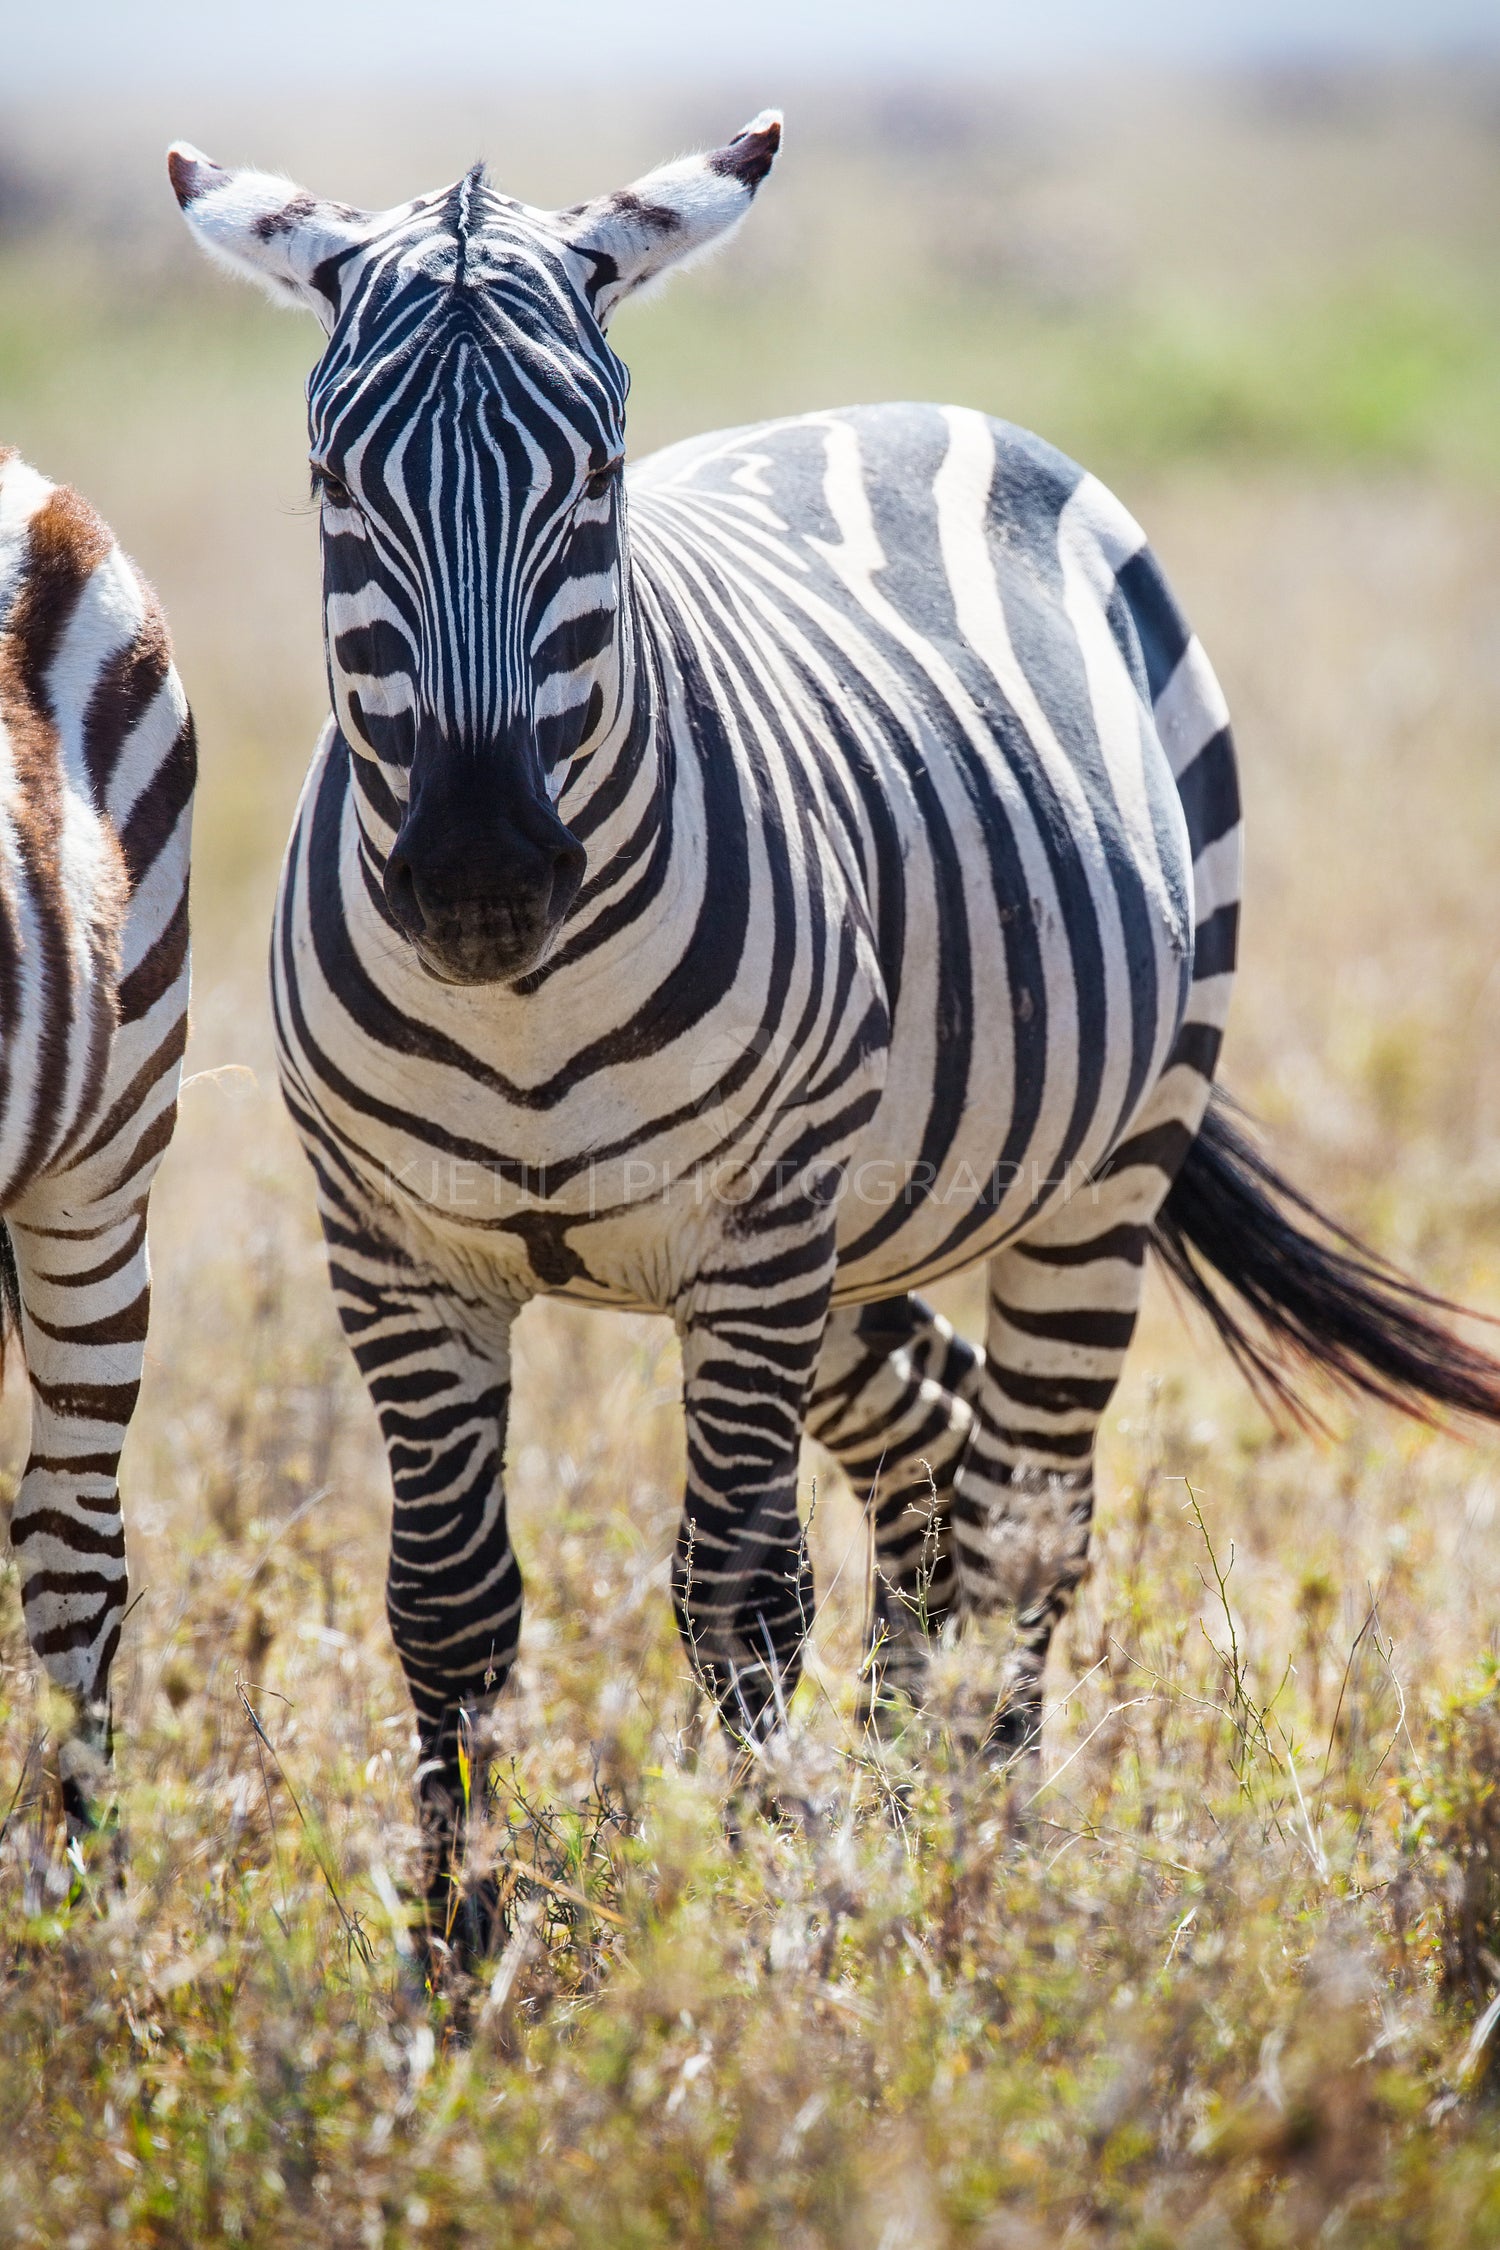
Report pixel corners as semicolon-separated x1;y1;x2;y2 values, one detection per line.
449;162;492;291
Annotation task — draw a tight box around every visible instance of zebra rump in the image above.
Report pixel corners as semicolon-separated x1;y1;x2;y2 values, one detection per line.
1153;1089;1500;1429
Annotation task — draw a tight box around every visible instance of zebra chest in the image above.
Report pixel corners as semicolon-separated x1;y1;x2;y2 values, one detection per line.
352;1118;867;1314
278;753;894;1305
294;975;887;1312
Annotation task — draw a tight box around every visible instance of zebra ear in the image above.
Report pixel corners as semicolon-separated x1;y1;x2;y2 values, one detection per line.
560;111;782;325
168;144;368;328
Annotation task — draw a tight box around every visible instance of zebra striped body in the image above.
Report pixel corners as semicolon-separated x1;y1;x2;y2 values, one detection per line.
0;451;194;1823
277;403;1229;1309
271;396;1235;1752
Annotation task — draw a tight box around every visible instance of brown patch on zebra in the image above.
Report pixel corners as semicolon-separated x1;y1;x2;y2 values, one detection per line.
8;484;114;711
610;190;683;233
0;488;136;1198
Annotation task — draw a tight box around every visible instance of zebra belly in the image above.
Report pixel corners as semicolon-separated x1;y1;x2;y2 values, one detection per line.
823;890;1192;1306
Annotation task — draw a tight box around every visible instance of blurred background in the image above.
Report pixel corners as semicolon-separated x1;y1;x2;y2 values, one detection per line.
2;0;1500;1870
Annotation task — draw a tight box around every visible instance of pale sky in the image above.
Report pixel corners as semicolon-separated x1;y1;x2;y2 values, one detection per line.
11;0;1498;89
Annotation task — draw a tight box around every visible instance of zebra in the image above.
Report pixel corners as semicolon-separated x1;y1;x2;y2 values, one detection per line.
170;116;1500;1955
0;450;195;1835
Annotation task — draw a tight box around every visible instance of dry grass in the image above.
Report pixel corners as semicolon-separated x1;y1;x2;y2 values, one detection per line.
1;69;1500;2247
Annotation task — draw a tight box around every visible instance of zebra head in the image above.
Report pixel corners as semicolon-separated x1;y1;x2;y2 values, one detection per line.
169;116;782;983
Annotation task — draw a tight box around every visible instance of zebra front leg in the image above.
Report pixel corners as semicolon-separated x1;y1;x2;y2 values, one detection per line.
807;1296;980;1725
7;1206;150;1839
674;1221;837;1807
324;1206;521;1965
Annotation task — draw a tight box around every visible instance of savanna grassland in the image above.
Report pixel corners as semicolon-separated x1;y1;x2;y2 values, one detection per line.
2;67;1500;2247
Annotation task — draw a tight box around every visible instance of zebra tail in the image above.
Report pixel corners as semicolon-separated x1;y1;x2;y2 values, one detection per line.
1151;1089;1500;1432
0;1222;19;1383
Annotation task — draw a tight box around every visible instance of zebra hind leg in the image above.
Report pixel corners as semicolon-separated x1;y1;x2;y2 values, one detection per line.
954;1181;1158;1766
806;1296;981;1730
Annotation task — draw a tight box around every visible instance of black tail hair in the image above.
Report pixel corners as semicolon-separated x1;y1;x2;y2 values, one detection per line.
0;1222;20;1383
1151;1091;1500;1432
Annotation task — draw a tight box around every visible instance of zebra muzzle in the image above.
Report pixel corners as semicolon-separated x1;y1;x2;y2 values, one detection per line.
384;786;586;985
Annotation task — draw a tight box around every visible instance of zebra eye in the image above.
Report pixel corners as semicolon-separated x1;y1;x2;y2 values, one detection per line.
581;454;623;503
311;462;356;511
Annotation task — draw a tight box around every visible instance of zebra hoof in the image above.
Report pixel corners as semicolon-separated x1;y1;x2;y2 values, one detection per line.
409;1867;505;1990
449;1871;505;1974
57;1715;115;1840
724;1775;829;1852
62;1794;127;1886
982;1695;1045;1780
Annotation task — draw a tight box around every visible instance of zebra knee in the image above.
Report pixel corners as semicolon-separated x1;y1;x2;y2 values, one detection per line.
809;1299;978;1486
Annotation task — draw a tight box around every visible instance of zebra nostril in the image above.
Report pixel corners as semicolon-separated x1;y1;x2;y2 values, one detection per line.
383;852;425;934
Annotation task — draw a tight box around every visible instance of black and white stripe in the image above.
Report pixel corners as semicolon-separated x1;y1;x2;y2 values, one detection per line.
173;116;1500;1934
0;450;194;1829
